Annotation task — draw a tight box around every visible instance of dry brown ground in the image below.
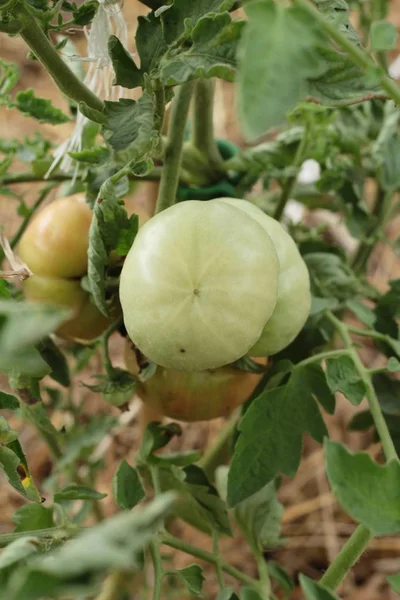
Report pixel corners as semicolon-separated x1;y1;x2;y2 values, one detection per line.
1;2;400;599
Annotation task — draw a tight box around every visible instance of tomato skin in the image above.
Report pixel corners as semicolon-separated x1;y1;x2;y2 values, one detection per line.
124;341;266;422
217;198;311;356
18;193;92;279
119;200;279;371
23;275;111;343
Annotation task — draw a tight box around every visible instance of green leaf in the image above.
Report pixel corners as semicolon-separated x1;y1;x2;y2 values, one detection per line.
304;253;361;302
161;0;234;45
36;337;70;387
137;422;183;465
175;564;205;596
0;537;39;571
0;300;70;377
387;572;400;593
58;415;117;470
216;589;239;600
72;0;98;26
136;12;168;75
103;92;157;151
240;588;264;600
113;460;145;510
0;436;41;502
374;279;400;339
108;35;142;89
0;391;19;410
267;562;295;596
54;484;107;503
348;410;374;432
234;480;284;552
0;58;20;97
300;574;339;600
228;364;334;505
13;504;54;533
325;355;367;406
238;1;323;140
345;299;376;328
160;14;244;85
0;416;17;444
387;357;400;372
84;369;136;407
114;213;138;256
7;494;176;599
325;440;400;535
370;20;398;51
79;100;107;125
372;373;400;415
15;90;70;125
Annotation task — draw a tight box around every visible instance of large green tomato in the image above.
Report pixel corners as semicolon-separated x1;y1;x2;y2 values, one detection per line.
18;193;92;279
124;341;266;422
119;200;279;371
217;198;311;355
23;275;111;343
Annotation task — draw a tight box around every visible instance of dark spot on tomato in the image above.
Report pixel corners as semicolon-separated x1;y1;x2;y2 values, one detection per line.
193;288;200;296
180;348;186;353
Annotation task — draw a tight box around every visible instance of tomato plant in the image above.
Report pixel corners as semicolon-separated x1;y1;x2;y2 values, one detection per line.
0;1;400;600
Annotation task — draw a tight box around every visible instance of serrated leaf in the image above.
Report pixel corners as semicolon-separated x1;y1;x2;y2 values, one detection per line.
54;484;107;503
108;35;142;89
160;14;243;85
136;12;168;75
72;0;98;26
161;0;234;45
113;460;145;510
103;92;157;151
0;537;39;571
304;253;361;302
175;564;205;596
0;391;19;410
370;20;398;51
234;480;284;552
326;355;367;405
238;1;323;140
228;364;334;506
84;369;136;407
15;90;70;125
300;575;339;600
114;213;138;256
325;440;400;535
13;504;54;533
36;337;70;387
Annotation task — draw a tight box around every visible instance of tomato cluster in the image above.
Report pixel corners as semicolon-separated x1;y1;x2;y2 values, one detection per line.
19;194;111;343
120;198;311;371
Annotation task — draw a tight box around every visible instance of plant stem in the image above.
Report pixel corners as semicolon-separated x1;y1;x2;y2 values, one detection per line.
155;81;195;213
11;183;57;249
297;348;351;368
0;526;76;548
352;189;393;273
2;168;163;186
192;78;223;173
16;6;103;112
326;312;398;462
213;532;225;591
320;525;373;589
150;540;164;600
293;0;400;106
273;125;309;221
198;409;239;479
160;532;259;588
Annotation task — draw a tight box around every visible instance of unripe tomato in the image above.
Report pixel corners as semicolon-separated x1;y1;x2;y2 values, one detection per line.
23;275;111;343
18;193;92;279
119;200;279;371
217;198;311;355
124;341;266;422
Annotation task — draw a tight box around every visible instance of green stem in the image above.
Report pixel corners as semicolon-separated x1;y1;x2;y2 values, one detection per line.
150;540;164;600
326;312;398;462
273;125;309;221
198;409;239;479
293;0;400;106
16;6;103;112
160;532;259;588
352;189;393;273
320;525;373;589
0;526;76;548
192;78;223;173
213;533;225;591
297;348;351;368
11;183;57;249
255;553;271;599
155;81;195;213
2;168;163;187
